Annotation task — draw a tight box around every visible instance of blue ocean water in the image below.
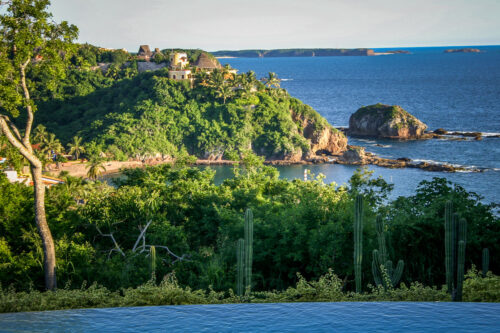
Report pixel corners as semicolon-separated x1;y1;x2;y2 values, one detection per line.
1;302;500;332
220;46;500;203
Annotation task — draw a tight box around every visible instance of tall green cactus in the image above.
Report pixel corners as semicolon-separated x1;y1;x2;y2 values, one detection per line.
150;245;156;277
244;208;254;292
444;201;467;301
236;239;245;296
353;195;363;293
456;240;465;301
371;215;404;289
235;209;254;295
482;248;489;277
445;201;454;293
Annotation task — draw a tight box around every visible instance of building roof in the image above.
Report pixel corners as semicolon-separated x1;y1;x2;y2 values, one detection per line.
194;53;222;69
138;45;152;56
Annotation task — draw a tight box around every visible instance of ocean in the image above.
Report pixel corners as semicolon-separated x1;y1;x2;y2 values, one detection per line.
219;46;500;204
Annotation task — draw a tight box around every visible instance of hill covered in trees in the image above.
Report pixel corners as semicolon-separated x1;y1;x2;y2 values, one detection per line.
33;55;346;162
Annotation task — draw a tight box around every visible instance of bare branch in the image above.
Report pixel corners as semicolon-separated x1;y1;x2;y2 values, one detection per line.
95;226;125;257
0;114;22;141
132;220;152;252
145;245;191;263
0;116;41;167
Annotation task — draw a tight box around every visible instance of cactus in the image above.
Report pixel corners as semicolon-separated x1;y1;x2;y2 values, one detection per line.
236;239;245;296
456;240;465;301
244;208;254;292
372;251;404;289
444;201;467;301
150;245;156;277
235;209;254;295
353;195;363;293
482;248;489;277
445;201;453;293
371;215;404;289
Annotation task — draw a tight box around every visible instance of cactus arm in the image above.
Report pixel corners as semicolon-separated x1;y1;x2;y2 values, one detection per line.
456;240;466;302
372;258;383;287
244;208;254;293
482;248;489;278
376;215;387;263
236;239;245;296
444;201;453;293
150;245;156;276
354;195;363;293
391;260;405;286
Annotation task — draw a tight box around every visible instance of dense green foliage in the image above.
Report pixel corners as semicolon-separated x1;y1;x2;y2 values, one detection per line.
1;163;498;296
353;103;418;126
34;68;327;160
3;268;500;313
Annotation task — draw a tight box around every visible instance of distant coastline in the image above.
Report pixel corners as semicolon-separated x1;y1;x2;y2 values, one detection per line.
212;48;410;58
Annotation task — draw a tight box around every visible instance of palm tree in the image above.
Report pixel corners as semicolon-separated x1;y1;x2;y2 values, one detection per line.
195;70;210;87
86;158;106;180
265;72;280;89
67;136;85;160
215;83;234;104
246;70;258;86
208;69;225;89
33;124;48;144
208;69;234;104
41;133;63;162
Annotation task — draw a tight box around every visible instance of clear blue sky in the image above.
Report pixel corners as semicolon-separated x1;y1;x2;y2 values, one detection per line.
50;0;500;51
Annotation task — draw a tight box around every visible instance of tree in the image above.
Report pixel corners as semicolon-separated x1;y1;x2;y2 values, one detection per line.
33;124;48;144
0;0;78;290
86;158;106;180
67;136;85;160
265;72;280;89
41;133;63;158
208;69;234;104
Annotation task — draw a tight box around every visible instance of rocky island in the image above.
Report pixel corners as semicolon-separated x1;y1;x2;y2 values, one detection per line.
348;104;427;139
444;48;483;53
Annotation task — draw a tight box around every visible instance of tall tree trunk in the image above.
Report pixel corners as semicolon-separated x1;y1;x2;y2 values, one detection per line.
31;166;57;290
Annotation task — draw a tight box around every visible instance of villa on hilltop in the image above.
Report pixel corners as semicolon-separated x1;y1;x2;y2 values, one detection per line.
136;45;237;82
168;51;192;81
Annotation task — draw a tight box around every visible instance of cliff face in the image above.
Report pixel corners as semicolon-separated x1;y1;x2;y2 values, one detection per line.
349;104;427;139
292;110;347;158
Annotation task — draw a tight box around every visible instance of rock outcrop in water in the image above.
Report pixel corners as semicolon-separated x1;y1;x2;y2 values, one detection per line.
348;104;427;139
292;110;348;158
339;146;366;164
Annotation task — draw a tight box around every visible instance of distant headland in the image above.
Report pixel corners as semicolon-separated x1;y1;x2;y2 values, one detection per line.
211;48;410;58
444;48;483;53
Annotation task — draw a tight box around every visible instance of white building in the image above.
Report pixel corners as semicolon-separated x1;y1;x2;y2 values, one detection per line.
168;69;192;81
169;52;189;69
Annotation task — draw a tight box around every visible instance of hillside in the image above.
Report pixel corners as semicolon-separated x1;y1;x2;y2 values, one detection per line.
34;65;346;162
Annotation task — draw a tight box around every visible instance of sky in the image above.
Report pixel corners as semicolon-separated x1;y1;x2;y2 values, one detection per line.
50;0;500;52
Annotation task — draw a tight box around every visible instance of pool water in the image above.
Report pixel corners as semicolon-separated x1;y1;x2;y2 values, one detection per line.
1;302;499;332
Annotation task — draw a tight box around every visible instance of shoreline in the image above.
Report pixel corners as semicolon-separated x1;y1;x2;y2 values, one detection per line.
50;152;493;180
48;128;499;179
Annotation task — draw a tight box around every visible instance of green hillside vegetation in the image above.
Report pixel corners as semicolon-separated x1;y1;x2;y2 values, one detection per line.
353;103;418;126
1;163;499;306
34;63;334;161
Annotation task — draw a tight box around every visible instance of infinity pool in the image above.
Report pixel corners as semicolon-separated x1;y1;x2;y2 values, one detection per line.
1;302;499;332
